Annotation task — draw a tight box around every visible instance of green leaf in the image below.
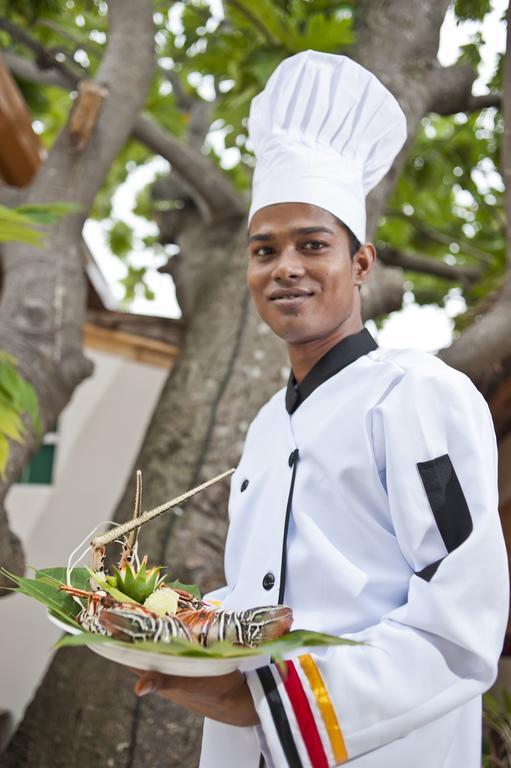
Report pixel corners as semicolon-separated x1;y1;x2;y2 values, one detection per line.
107;220;134;260
55;627;359;658
0;353;41;470
55;633;113;649
16;202;82;225
297;13;353;52
226;0;294;46
35;566;90;592
16;377;42;436
0;402;24;443
87;568;139;605
0;202;81;245
0;434;8;476
454;0;492;21
1;568;81;622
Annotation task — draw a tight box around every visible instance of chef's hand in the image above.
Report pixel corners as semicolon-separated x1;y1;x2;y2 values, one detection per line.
132;669;260;727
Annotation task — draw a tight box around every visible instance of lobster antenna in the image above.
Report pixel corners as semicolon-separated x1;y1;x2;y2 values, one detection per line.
92;467;235;549
118;469;143;570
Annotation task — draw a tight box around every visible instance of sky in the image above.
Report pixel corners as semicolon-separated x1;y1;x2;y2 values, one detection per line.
83;0;507;353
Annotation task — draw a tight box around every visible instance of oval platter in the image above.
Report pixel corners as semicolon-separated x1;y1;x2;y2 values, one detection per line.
48;613;249;677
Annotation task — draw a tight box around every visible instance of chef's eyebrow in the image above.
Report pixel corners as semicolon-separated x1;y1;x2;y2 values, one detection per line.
248;226;335;243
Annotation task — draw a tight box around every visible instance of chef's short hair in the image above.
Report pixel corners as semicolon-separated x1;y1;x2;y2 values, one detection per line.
333;216;362;259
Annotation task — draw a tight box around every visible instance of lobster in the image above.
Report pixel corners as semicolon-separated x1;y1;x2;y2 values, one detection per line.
61;585;293;647
62;469;293;649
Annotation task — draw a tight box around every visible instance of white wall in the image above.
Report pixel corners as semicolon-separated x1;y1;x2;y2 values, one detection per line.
0;348;168;729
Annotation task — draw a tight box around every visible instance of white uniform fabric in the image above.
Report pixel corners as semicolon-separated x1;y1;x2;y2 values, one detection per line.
199;339;508;767
248;51;407;242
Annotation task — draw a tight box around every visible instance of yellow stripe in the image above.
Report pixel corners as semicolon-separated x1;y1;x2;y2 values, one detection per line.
299;653;348;764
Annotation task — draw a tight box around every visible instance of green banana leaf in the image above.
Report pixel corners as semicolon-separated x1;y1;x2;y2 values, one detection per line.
55;628;357;659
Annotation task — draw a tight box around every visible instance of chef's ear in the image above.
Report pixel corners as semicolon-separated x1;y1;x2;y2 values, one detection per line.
353;242;376;286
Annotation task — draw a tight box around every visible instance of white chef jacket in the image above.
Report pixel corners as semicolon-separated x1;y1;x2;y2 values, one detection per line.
199;329;509;768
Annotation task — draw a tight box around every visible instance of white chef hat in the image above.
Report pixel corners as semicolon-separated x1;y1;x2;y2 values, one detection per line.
247;50;407;243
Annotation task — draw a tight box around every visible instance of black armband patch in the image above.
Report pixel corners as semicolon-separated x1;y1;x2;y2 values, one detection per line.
415;454;473;582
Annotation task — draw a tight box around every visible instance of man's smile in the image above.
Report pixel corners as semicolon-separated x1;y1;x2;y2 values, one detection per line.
268;288;315;307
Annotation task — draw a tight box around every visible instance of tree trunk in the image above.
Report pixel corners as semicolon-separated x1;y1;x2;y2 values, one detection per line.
2;3;471;765
0;0;155;589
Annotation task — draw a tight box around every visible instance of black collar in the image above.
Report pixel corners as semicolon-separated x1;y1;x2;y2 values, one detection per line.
285;328;378;414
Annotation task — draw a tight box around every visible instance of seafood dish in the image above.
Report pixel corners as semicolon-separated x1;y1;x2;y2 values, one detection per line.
60;469;293;649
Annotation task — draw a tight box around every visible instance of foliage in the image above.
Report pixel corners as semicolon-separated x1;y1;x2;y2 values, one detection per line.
0;566;84;627
55;626;357;661
0;202;80;245
483;689;511;767
0;200;79;475
378;108;505;328
0;0;62;21
0;0;505;325
0;352;41;477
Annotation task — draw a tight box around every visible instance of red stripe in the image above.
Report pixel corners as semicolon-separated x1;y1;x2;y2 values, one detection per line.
280;660;329;768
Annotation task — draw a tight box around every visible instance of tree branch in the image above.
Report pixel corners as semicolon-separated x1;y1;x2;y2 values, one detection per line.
161;66;195;111
427;61;477;115
2;44;244;221
378;245;482;282
224;0;277;45
439;275;511;383
427;61;501;115
1;50;68;87
132;115;244;219
0;17;82;87
186;99;216;151
34;18;103;59
361;260;404;320
387;210;495;265
466;93;501;112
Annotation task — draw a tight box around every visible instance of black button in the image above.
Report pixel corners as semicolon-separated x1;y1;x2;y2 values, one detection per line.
262;572;275;590
240;479;249;492
288;450;297;467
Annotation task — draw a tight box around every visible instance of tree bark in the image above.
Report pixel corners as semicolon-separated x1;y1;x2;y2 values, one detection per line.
0;0;155;587
2;3;477;766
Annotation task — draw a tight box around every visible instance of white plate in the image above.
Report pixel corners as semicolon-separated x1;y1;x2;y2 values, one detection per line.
48;613;249;677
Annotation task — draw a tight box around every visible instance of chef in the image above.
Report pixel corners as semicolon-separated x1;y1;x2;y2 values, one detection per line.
134;51;509;767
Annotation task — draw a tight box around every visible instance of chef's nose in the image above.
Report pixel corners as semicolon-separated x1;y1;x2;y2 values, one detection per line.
272;244;306;281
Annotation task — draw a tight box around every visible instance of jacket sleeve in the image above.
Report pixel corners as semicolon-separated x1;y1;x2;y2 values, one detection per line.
244;365;509;766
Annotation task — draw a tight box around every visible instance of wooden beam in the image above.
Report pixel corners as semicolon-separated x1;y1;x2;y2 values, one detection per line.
83;322;179;369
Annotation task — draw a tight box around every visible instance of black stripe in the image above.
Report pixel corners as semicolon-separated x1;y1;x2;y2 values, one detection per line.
256;667;303;768
285;328;378;413
278;449;299;604
416;454;473;582
259;449;299;768
415;557;443;581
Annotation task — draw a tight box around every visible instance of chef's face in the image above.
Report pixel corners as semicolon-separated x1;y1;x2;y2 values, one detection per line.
247;203;374;345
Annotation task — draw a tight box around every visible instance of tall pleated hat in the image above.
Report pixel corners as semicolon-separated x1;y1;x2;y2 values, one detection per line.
247;50;407;243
